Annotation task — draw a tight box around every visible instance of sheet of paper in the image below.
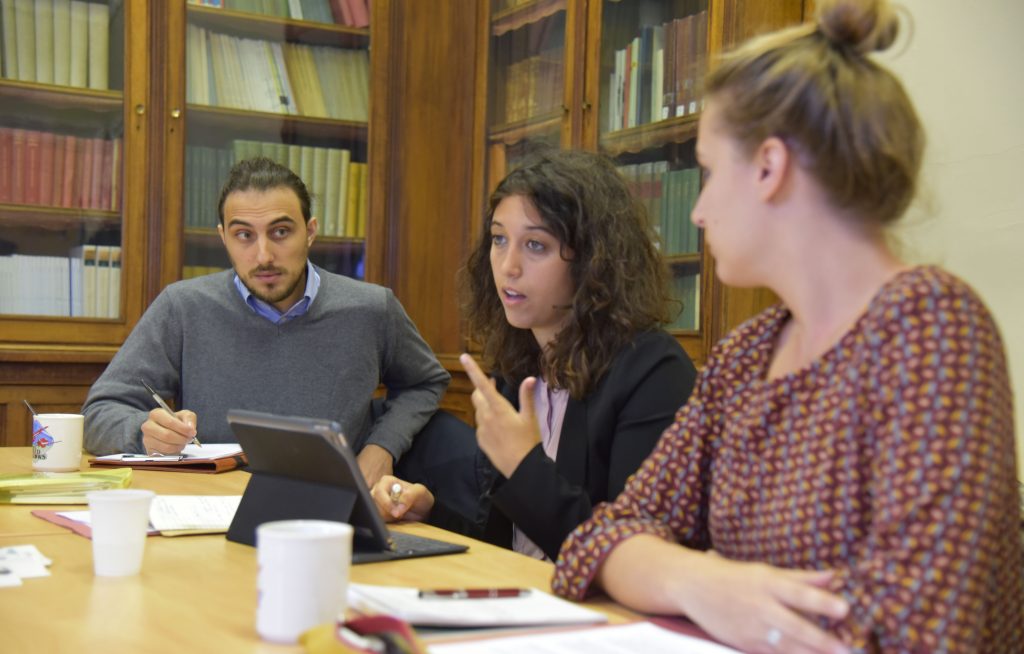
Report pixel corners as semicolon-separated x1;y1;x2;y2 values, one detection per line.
148;495;242;532
0;544;54;587
93;443;243;462
348;583;607;628
428;622;743;654
58;495;241;533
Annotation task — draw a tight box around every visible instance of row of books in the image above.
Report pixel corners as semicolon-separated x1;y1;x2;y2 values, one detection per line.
186;24;369;121
0;0;112;90
668;273;700;332
0;245;121;318
187;0;370;28
185;140;368;238
0;127;122;211
619;162;700;256
499;51;563;125
607;11;707;132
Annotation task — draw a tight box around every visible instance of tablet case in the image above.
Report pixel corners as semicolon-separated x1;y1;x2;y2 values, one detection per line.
225;409;468;563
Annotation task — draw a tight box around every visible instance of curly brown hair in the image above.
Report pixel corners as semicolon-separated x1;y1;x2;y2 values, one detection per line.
460;149;673;400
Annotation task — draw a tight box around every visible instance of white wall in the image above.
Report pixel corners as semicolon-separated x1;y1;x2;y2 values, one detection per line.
879;0;1024;479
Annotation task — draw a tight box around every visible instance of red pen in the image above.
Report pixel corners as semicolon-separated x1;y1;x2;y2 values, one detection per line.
418;588;531;599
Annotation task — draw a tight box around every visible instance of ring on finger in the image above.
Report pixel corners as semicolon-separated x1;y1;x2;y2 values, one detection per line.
765;627;782;648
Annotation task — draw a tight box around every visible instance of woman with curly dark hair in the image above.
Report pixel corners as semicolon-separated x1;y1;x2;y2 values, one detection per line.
371;148;697;560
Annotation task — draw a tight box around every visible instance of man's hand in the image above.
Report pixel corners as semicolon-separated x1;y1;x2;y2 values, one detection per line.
141;408;197;455
356;443;394;488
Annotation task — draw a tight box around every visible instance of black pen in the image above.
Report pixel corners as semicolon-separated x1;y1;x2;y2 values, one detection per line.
140;378;202;447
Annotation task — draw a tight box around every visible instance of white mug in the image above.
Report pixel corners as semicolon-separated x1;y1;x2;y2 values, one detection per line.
256;520;353;644
32;413;84;472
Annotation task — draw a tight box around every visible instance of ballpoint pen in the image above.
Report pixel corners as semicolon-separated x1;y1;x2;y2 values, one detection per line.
140;378;202;447
417;588;531;599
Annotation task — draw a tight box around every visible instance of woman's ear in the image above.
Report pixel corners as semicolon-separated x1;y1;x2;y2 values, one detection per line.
754;136;791;202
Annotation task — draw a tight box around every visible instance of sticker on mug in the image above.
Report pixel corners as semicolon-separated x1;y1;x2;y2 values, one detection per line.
32;419;60;462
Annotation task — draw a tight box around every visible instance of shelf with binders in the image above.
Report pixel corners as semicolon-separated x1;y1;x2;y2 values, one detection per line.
185;5;370;123
184;0;372;281
614;139;703;335
597;0;708;143
0;0;126;93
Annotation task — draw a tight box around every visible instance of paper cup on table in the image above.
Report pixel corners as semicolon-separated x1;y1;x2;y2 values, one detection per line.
87;489;155;577
256;520;353;644
32;413;84;472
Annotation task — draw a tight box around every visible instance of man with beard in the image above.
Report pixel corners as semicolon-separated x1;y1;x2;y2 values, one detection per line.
82;157;449;487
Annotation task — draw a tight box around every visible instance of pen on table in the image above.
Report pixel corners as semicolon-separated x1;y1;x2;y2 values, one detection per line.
418;588;531;599
139;378;202;447
389;482;402;505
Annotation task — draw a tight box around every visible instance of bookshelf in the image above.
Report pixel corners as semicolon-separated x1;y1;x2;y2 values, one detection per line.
0;0;146;334
181;1;371;280
476;0;806;364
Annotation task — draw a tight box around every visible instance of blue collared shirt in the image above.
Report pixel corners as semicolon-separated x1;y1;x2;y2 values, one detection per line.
233;261;320;324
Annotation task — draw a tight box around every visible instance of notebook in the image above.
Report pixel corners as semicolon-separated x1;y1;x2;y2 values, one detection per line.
225;409;469;564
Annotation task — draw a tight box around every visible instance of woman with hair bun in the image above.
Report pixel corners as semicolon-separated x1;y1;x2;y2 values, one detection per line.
551;1;1023;652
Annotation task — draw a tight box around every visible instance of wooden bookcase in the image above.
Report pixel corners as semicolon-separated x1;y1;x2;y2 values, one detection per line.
474;0;806;366
0;0;807;442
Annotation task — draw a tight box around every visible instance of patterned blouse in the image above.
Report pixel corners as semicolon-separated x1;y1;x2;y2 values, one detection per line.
552;267;1023;652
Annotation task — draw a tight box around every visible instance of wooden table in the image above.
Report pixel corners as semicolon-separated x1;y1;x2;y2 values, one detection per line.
0;448;636;652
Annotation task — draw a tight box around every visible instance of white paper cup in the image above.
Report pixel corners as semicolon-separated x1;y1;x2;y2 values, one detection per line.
256;520;353;644
32;413;84;472
87;489;155;577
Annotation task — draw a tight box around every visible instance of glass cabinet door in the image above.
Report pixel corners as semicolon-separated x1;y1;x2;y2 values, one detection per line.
183;0;371;280
485;0;570;195
0;0;136;328
596;0;708;334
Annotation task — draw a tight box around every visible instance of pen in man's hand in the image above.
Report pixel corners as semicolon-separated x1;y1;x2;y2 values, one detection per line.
418;588;531;599
389;482;402;505
139;378;202;447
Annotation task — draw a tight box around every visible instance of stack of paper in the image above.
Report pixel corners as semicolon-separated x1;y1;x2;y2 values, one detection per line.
348;583;608;628
0;467;132;504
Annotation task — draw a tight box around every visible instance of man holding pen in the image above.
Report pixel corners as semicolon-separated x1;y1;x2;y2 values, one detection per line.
82;157;449;487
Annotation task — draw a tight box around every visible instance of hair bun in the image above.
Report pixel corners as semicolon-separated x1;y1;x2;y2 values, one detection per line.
817;0;900;55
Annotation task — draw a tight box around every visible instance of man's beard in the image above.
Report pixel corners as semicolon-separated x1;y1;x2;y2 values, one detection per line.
243;267;303;306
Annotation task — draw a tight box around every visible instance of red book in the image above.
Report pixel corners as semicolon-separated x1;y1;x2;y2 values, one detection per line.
24;130;42;205
52;135;66;206
99;138;113;210
78;136;93;209
61;135;78;208
346;0;368;27
328;0;352;25
90;137;105;209
0;127;12;203
38;131;56;207
109;138;122;212
11;129;26;204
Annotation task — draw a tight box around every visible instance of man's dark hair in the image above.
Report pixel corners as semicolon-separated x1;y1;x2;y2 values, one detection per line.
217;156;312;225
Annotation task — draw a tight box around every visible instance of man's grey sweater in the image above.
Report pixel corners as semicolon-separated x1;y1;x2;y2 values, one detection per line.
83;268;450;456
